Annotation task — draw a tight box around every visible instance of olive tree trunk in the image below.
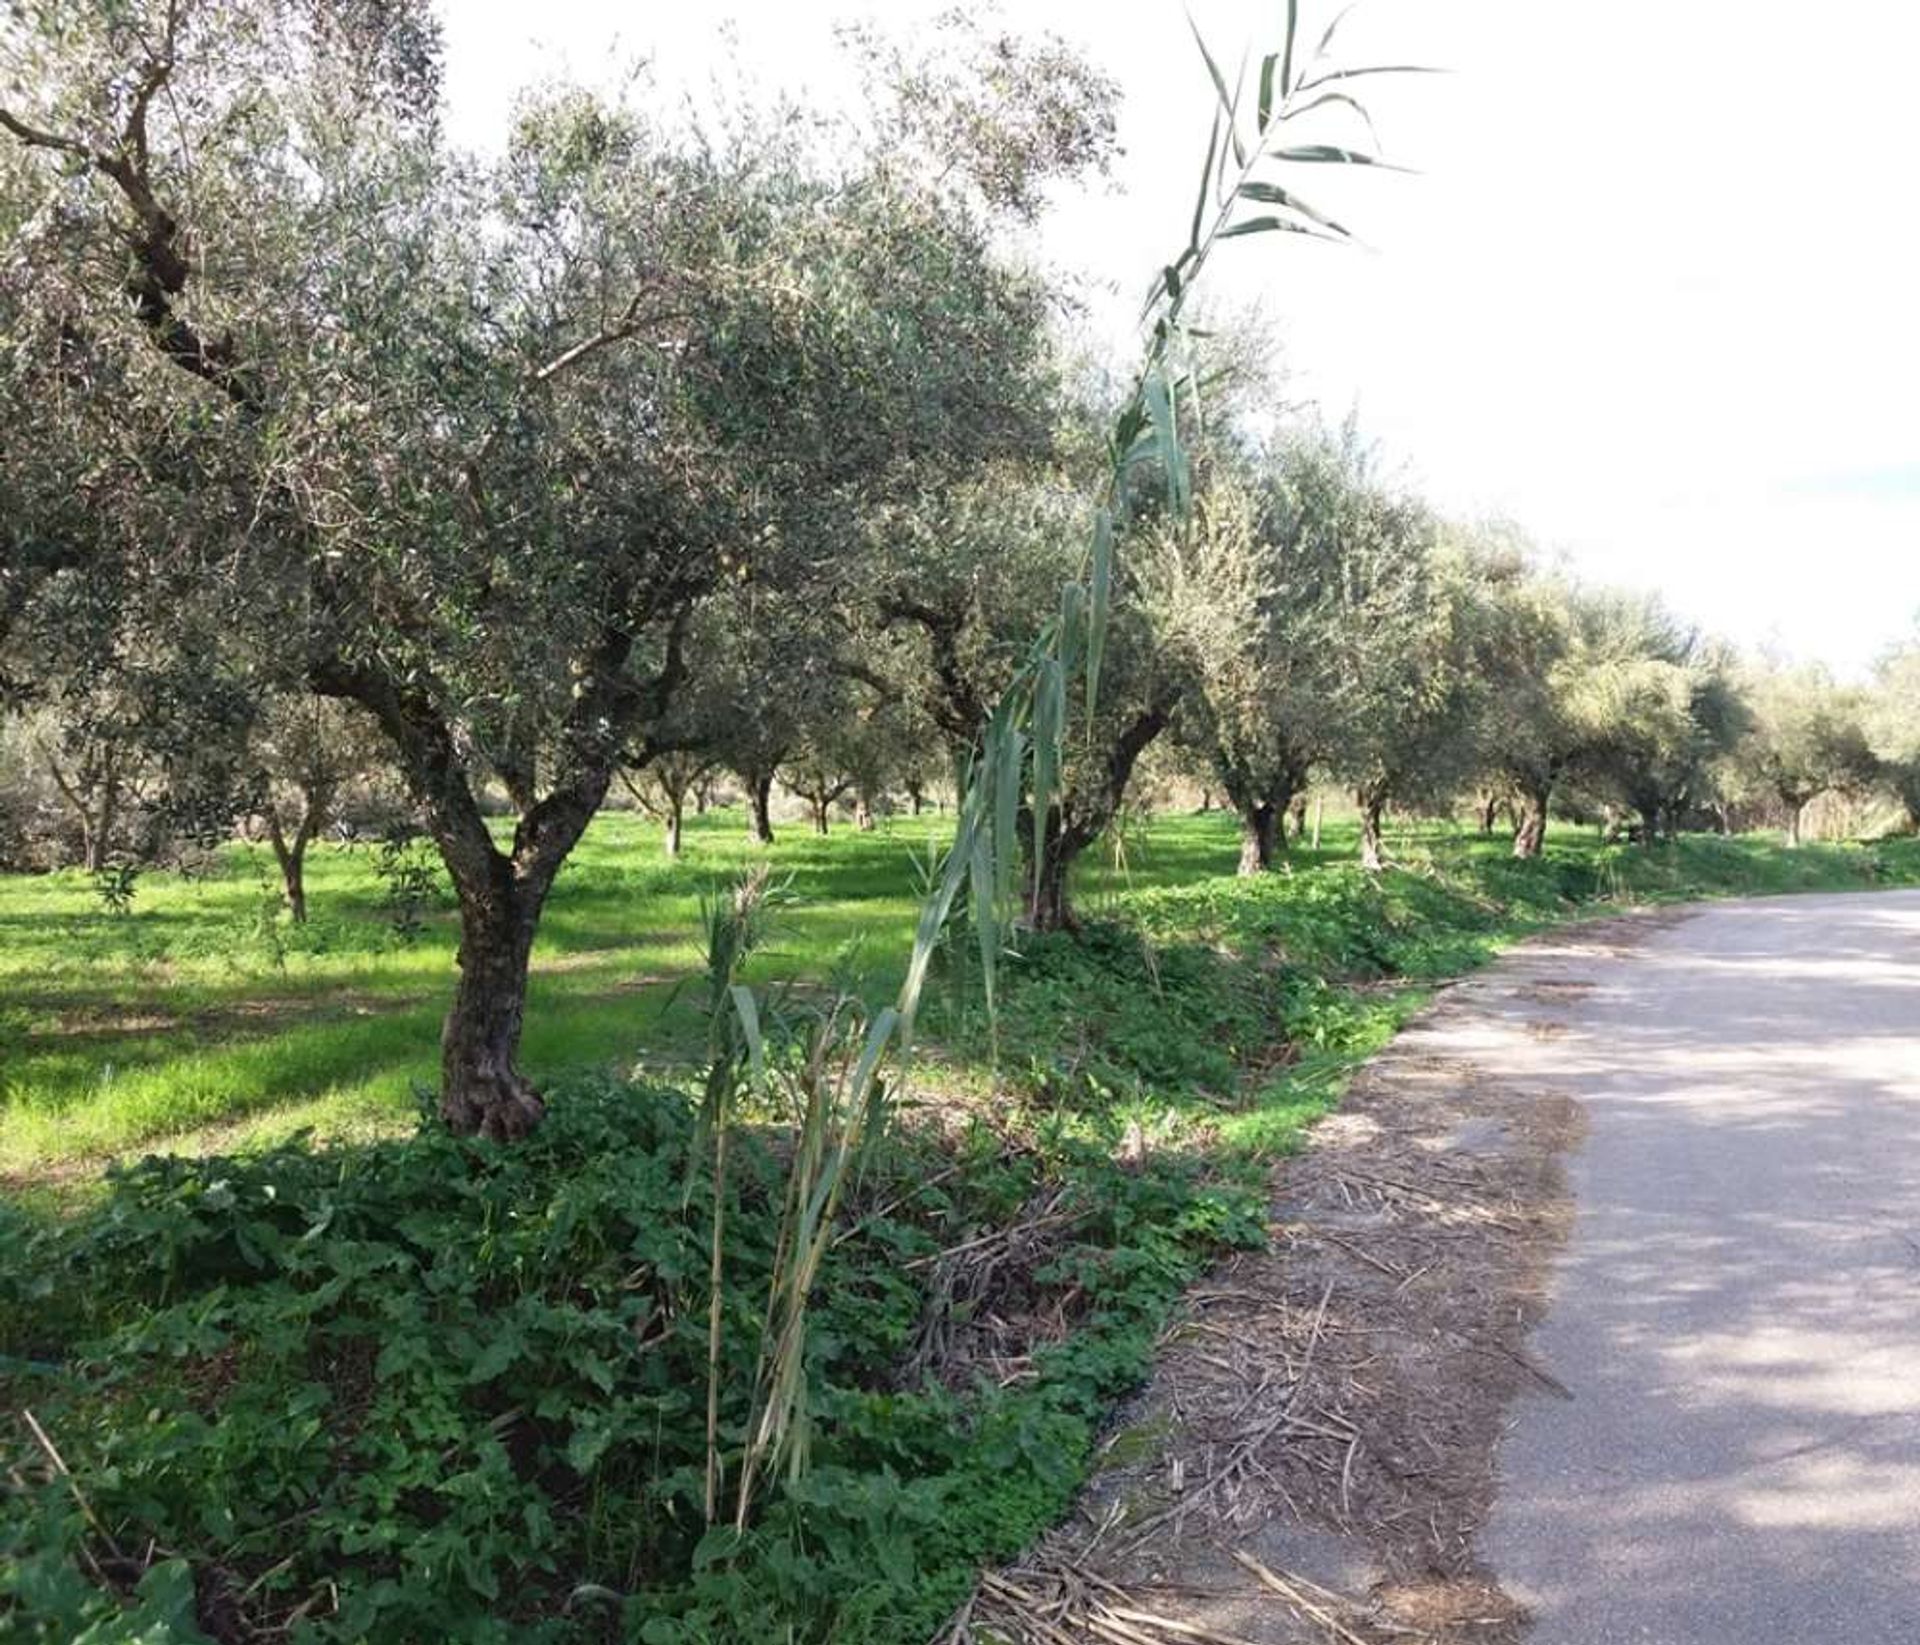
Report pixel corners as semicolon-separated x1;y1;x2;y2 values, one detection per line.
746;770;775;845
440;858;550;1140
1026;809;1082;934
1784;799;1805;848
1512;782;1551;860
316;619;681;1141
1237;802;1278;875
1357;789;1387;872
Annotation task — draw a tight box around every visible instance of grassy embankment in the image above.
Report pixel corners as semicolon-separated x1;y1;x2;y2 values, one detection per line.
3;813;1914;1640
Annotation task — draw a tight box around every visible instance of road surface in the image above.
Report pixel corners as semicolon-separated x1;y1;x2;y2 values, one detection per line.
1484;890;1920;1644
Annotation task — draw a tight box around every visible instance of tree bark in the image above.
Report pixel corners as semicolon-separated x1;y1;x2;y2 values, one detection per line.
747;771;775;845
1512;782;1551;860
1022;691;1179;932
809;794;830;835
40;740;118;871
1479;790;1500;835
267;819;310;922
1238;802;1278;875
663;795;683;859
314;611;682;1141
1287;791;1307;845
1310;793;1323;853
1784;801;1804;848
1357;790;1387;872
265;784;328;923
439;860;548;1141
854;792;875;831
905;780;925;817
1026;809;1080;934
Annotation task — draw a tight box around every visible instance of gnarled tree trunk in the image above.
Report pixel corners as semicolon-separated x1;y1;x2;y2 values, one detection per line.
1026;808;1081;934
1784;799;1805;848
1238;802;1278;876
440;859;549;1141
264;780;330;923
746;770;775;845
854;792;875;831
1512;782;1551;860
1357;789;1387;872
1023;693;1179;932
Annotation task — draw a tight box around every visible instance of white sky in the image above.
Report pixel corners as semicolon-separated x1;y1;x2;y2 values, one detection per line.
439;0;1920;678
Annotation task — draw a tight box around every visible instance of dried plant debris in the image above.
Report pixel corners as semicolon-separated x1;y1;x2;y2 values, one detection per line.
940;911;1683;1644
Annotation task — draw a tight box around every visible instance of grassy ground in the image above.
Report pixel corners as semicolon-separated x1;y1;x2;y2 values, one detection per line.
2;808;1913;1176
0;805;1246;1173
4;812;1917;1640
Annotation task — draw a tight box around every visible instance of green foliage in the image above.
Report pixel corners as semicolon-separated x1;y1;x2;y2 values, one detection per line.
7;816;1920;1639
1;1074;1253;1643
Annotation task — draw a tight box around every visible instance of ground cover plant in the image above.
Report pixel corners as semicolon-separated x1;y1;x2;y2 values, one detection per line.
6;811;1918;1641
9;2;1920;1641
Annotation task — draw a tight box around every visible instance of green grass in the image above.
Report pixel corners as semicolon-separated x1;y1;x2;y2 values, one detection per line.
5;809;1918;1640
3;808;1915;1175
0;810;948;1169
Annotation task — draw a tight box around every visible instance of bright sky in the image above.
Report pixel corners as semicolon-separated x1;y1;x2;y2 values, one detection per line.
440;1;1920;678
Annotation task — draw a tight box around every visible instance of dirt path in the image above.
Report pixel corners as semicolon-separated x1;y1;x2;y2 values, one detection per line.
944;907;1688;1645
949;891;1920;1644
1481;890;1920;1644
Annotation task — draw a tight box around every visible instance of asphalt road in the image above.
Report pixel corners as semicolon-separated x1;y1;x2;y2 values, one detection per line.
1483;891;1920;1644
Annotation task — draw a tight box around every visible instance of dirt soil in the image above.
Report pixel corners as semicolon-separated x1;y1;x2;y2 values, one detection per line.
940;909;1688;1645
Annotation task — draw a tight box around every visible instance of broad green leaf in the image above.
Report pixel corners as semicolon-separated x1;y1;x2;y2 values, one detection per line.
992;712;1021;915
1189;107;1221;260
969;819;996;1015
1296;64;1443;92
1087;505;1113;720
1274;89;1382;145
1187;16;1249;169
1145;368;1190;516
728;984;765;1092
1031;654;1064;893
898;803;977;1037
1220;214;1339;241
1314;1;1360;63
1271;141;1409;171
1239;179;1349;237
1058;578;1085;673
847;1006;900;1106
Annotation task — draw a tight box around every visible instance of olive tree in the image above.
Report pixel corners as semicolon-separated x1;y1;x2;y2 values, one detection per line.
1569;610;1746;841
1865;636;1920;828
1282;431;1474;869
1730;662;1872;845
248;695;387;918
1148;466;1337;873
1;0;1083;1136
861;462;1185;928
